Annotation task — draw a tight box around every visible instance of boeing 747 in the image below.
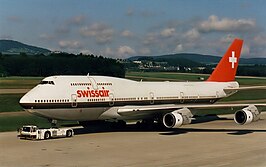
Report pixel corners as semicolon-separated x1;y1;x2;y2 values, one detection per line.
20;39;266;128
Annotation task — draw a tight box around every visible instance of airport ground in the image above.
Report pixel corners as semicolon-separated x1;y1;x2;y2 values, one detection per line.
1;113;266;167
1;72;266;166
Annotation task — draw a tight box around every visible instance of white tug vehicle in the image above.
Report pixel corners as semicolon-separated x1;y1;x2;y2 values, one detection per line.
18;125;74;140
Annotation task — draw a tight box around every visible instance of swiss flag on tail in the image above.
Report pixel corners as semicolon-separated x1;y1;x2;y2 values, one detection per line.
207;38;243;82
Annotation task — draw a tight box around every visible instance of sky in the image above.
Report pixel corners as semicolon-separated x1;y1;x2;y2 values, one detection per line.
1;0;266;58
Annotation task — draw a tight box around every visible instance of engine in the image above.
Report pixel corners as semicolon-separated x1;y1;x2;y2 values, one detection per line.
234;105;260;125
163;108;193;128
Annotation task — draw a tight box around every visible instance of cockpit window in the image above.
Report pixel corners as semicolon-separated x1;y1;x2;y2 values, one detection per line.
39;81;55;85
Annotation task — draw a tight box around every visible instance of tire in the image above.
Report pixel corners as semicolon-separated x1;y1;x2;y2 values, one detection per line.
66;130;72;137
44;131;51;140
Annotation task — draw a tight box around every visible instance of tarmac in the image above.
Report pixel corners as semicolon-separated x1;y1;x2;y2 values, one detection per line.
1;113;266;167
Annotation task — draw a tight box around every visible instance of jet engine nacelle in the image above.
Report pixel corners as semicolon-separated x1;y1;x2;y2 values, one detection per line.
163;108;193;128
234;105;260;125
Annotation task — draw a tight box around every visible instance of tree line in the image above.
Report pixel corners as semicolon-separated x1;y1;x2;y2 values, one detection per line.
0;53;125;77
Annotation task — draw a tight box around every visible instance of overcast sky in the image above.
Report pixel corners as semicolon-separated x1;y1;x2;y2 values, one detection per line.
1;0;266;58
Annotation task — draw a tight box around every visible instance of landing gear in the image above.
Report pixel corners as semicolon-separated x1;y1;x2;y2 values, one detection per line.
111;120;126;128
136;119;155;129
136;117;166;130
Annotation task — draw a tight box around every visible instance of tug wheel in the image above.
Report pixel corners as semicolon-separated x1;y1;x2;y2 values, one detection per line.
66;130;72;137
44;131;51;139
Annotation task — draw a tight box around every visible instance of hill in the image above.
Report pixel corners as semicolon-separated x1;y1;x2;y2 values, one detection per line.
129;53;266;65
0;40;51;55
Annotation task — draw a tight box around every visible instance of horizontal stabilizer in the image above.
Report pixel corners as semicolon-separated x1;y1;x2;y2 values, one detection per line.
224;86;266;93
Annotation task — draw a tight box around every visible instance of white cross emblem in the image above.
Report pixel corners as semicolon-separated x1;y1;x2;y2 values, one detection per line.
229;51;237;69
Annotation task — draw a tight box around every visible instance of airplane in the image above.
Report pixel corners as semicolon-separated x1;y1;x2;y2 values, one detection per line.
19;38;266;128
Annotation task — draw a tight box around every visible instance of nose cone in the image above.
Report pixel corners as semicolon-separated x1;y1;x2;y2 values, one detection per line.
19;94;31;109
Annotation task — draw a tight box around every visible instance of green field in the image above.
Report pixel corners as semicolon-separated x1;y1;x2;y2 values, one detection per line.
0;114;50;132
126;72;207;81
0;77;43;89
221;90;266;102
126;72;266;85
0;114;77;132
0;72;266;132
0;94;24;112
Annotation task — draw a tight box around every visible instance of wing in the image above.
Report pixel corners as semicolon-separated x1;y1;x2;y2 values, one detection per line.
117;103;266;117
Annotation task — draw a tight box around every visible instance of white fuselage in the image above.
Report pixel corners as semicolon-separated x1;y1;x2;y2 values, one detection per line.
19;75;239;121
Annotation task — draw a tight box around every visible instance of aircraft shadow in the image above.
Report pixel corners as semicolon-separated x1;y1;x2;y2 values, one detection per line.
72;124;266;136
159;128;265;136
62;115;266;136
72;124;171;135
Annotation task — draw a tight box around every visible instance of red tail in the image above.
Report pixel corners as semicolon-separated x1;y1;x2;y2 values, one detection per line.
207;38;243;82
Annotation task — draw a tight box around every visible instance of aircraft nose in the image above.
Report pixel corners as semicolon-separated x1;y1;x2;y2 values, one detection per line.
19;94;31;108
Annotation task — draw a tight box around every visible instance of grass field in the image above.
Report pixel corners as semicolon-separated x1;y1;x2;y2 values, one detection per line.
126;72;266;85
0;77;43;89
0;114;50;132
0;114;77;132
126;72;207;82
0;72;266;132
0;94;24;112
220;90;266;102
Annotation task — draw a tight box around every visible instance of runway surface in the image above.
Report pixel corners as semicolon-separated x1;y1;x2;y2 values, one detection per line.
1;114;266;167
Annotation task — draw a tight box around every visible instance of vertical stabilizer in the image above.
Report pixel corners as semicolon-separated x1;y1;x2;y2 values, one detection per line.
207;38;243;82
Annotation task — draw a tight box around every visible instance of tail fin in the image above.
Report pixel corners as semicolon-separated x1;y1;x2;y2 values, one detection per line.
207;38;243;82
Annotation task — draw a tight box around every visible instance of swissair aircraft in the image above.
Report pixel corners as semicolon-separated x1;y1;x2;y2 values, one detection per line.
20;39;266;128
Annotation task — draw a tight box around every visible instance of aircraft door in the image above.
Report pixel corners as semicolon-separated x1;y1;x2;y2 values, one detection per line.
180;92;184;103
149;92;154;104
216;91;219;98
109;93;114;106
71;94;77;107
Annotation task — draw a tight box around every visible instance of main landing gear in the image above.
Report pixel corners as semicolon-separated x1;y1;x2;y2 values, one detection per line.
136;118;166;130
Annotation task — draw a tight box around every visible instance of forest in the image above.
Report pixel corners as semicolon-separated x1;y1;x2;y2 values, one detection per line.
1;52;266;78
0;53;125;77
